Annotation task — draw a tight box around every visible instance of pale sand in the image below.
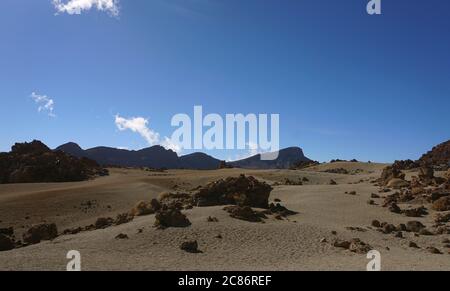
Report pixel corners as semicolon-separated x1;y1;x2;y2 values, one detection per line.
0;164;449;271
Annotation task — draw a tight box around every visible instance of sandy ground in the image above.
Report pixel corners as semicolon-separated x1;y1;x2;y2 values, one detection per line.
0;163;449;271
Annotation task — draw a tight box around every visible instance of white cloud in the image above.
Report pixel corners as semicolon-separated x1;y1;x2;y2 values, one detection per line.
31;92;56;117
115;115;159;145
115;115;182;154
52;0;119;16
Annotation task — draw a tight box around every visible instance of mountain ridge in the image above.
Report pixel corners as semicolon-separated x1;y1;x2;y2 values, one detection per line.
55;142;310;170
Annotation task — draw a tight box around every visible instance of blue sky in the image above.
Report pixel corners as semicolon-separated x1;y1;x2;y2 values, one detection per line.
1;0;449;162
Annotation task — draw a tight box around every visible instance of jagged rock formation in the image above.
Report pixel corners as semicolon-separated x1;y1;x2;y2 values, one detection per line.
0;140;107;184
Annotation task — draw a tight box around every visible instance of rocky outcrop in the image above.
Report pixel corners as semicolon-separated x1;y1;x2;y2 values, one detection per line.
223;206;267;222
94;217;114;229
444;169;450;180
419;140;450;170
23;223;58;245
333;238;372;254
432;196;450;211
0;140;107;184
392;159;420;170
380;165;405;186
194;175;272;208
387;178;409;189
154;208;191;229
0;234;15;251
130;200;157;216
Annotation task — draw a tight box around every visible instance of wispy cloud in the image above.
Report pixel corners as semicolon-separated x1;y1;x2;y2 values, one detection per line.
31;92;56;117
114;115;181;153
52;0;120;16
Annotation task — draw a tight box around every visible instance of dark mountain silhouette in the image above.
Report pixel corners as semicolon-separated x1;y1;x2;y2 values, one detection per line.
229;147;311;169
56;142;310;170
179;152;221;170
56;143;179;168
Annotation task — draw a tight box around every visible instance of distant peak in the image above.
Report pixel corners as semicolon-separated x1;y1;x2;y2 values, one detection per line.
56;142;83;151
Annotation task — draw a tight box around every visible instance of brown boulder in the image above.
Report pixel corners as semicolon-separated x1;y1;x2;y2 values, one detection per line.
0;234;15;251
207;216;219;222
445;169;450;180
194;175;272;208
115;233;129;240
23;223;58;245
333;238;372;254
403;206;428;217
95;217;114;229
380;166;405;186
158;192;193;209
427;247;442;254
223;205;266;222
115;213;134;225
433;196;450;211
387;178;409;189
333;240;351;249
371;220;381;228
388;203;402;214
130;201;155;216
434;213;450;223
0;227;13;237
383;224;396;234
154;208;191;228
265;203;297;217
406;221;425;233
409;241;419;248
418;140;450;170
180;240;201;253
348;238;373;254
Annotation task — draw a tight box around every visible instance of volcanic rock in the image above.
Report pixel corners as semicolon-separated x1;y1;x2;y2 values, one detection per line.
427;247;442;254
194;175;272;208
0;234;15;251
130;201;155;216
403;206;428;217
115;233;129;240
406;221;426;233
115;213;134;225
95;217;114;229
333;238;372;254
388;203;402;214
0;227;14;237
154;208;191;228
432;196;450;211
0;140;107;184
380;166;405;186
23;223;58;245
418;140;450;170
371;220;381;228
409;241;419;248
387;178;410;189
223;205;266;222
180;240;201;253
